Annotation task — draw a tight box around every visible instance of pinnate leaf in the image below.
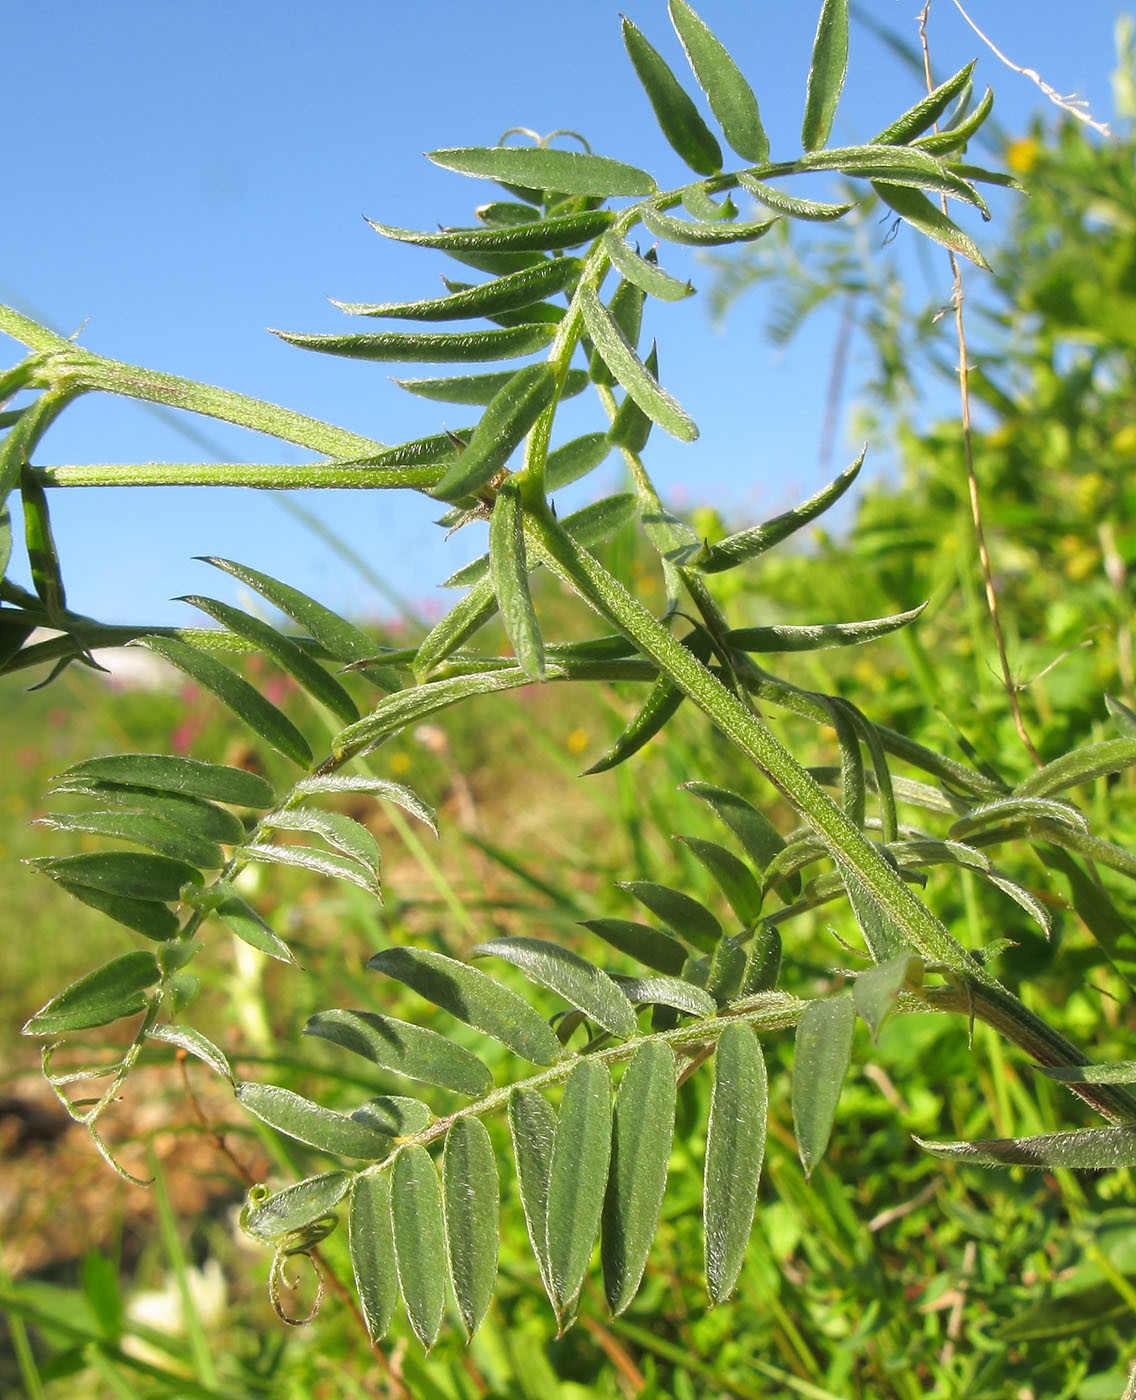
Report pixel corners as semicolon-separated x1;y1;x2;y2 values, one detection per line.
640;203;774;247
36;809;224;870
613;975;716;1019
853;954;922;1041
213;888;297;964
580;917;689;975
291;775;437;832
261;808;382;880
147;1022;234;1086
704;1021;767;1303
618;880;722;952
738;173;854;221
674;835;763;926
682;781;786;870
274;322;557;367
242;843;381;899
603;233;693;302
443;1117;499;1337
792;993;854;1178
29;850;202;902
873;60;977;145
22;951;161;1036
366;210;613;253
603;1041;677;1315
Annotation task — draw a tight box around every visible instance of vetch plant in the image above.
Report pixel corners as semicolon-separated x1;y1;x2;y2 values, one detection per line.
4;0;1136;1359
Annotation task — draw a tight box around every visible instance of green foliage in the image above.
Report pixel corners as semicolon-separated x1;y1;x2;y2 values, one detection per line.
3;5;1136;1396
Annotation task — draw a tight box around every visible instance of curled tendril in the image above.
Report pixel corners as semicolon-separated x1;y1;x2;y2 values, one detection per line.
266;1213;339;1326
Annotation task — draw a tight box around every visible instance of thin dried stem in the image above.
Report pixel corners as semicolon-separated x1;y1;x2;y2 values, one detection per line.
948;0;1111;136
918;2;1043;767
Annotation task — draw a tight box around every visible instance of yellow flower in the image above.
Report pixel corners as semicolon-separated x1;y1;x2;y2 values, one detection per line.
566;728;590;755
1006;138;1039;173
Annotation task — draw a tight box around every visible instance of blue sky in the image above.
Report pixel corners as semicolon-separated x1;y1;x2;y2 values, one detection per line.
2;1;1127;629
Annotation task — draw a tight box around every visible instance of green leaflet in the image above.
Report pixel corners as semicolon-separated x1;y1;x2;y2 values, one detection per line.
236;1082;394;1159
509;1087;559;1306
603;232;693;302
914;1127;1136;1170
476;200;544;226
201;558;388;669
392;1145;448;1351
622;16;723;176
350;1171;398;1341
48;879;181;942
589;276;646;386
737;173;854;221
272;322;557;366
579;284;698;443
680;182;737;221
137;636;312;766
435;363;559;500
428;145;654;198
21;950;161;1036
414;576;499;675
334;257;580;321
913;87;994;155
583;629;702;774
352;1096;433;1137
740;925;782;996
794;145;987;213
725;605;926;654
840;862;908;962
853;954;922;1041
1016;738;1136;799
696;448;864;572
682;781;786;871
792;993;855;1178
948;796;1088;840
147;1023;234;1086
366;210;614;253
1042;1062;1136;1086
609;343;659;453
242;1171;350;1242
35;809;224;871
640;203;775;247
668;0;768;162
873;61;977;145
241;843;382;899
394;367;589;406
580;917;689;976
472;936;637;1038
801;0;849;152
873;182;991;270
705;934;747;1006
261;808;383;881
617;880;721;953
368;947;562;1066
55;753;275;808
704;1021;767;1304
602;1041;677;1315
177;595;359;725
546;1059;613;1320
674;836;763;926
334;667;555;761
304;1008;493;1096
29;850;202;902
443;1117;499;1337
291;775;437;833
612;975;716;1019
489;477;546;679
546;431;613;491
213;889;297;964
993;1277;1136;1343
